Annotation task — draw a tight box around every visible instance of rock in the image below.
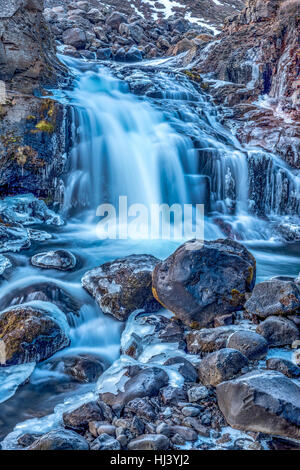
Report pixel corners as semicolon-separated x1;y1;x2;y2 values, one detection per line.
0;303;69;366
186;326;242;354
173;38;195;55
28;429;89;450
266;357;300;379
198;348;249;386
99;366;168;407
182;417;210;437
18;433;42;448
164;357;198;382
160;385;187;405
114;47;126;61
89;422;116;437
128;434;170;450
0;255;12;275
214;313;235;327
125;46;143;62
63;401;103;432
169;425;198;442
226;330;268;361
187;385;209;402
0;224;30;253
245;279;300;319
31;250;76;271
96;47;112;60
181;406;200;417
82;254;160;321
62;27;87;49
106;11;128;30
256;316;299;347
125;398;157;421
58;354;105;383
216;370;300;440
152;239;256;328
90;433;121;450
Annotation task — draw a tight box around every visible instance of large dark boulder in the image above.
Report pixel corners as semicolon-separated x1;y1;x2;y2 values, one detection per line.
198;348;248;386
226;330;268;361
28;429;89;450
266;357;300;379
245;279;300;319
82;254;160;321
256;316;299;347
62;401;103;432
186;325;242;354
0;303;69;366
216;370;300;440
152;239;256;327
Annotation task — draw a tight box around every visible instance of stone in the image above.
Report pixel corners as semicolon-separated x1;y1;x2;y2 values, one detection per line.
106;12;128;30
28;429;89;450
125;46;143;62
186;326;242;354
152;239;256;327
226;330;268;361
82;254;160;321
216;370;300;440
245;279;300;319
0;303;69;366
187;385;209;402
128;434;170;450
90;433;121;450
96;47;112;60
173;38;195;55
99;366;168;407
62;27;87;49
198;348;249;386
256;316;299;347
57;354;105;383
63;402;103;432
125;398;157;421
182;417;210;437
89;422;116;437
163;357;198;383
214;313;235;327
170;425;198;441
266;357;300;378
31;250;76;271
0;255;12;275
160;385;187;405
181;406;200;417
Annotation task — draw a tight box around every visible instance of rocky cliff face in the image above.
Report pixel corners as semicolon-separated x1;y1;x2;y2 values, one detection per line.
0;0;68;205
186;0;300;168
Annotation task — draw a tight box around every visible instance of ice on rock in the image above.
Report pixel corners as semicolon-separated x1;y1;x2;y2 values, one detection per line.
0;363;35;405
0;255;12;275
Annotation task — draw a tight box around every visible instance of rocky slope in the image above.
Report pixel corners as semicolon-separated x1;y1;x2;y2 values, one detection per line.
183;0;300;168
0;0;68;205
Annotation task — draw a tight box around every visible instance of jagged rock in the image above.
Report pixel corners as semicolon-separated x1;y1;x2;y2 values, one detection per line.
186;325;242;354
0;303;69;366
187;385;209;402
28;429;89;450
63;401;103;432
152;239;256;328
198;348;249;386
62;27;87;49
53;354;105;383
82;254;160;321
99;366;169;407
128;434;170;450
256;316;299;347
226;330;268;361
266;357;300;379
245;279;300;319
31;250;76;271
217;370;300;440
90;433;121;450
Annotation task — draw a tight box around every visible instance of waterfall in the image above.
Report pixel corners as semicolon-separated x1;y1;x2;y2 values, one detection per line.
58;56;300;241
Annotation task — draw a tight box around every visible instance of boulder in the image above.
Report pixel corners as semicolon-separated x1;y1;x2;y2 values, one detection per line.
226;330;268;361
245;279;300;319
28;429;89;450
62;401;103;432
62;27;87;49
125;46;143;62
0;255;12;275
198;348;249;386
266;357;300;379
96;47;112;60
0;303;69;366
152;239;256;327
128;434;170;450
105;12;128;30
82;254;160;321
186;325;242;354
256;316;299;347
187;385;209;402
99;366;169;407
55;354;105;383
125;398;157;421
216;370;300;440
164;357;198;383
31;250;76;271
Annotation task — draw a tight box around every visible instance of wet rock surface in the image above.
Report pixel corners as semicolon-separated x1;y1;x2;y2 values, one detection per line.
198;348;249;386
31;250;76;271
226;330;268;361
28;428;89;450
82;254;160;321
152;239;256;327
256;316;299;347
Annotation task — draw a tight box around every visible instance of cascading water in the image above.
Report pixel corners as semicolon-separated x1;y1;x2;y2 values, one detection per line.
1;54;300;446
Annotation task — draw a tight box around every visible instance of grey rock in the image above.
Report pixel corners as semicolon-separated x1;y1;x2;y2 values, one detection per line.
256;316;299;347
164;357;198;383
217;370;300;440
266;357;300;378
226;330;268;361
198;348;249;386
90;433;121;450
128;434;170;450
186;326;242;354
31;250;76;271
62;27;87;49
187;385;209;402
63;402;103;432
28;429;89;450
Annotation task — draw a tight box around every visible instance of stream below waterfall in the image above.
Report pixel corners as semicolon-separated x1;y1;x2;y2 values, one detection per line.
0;55;299;446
